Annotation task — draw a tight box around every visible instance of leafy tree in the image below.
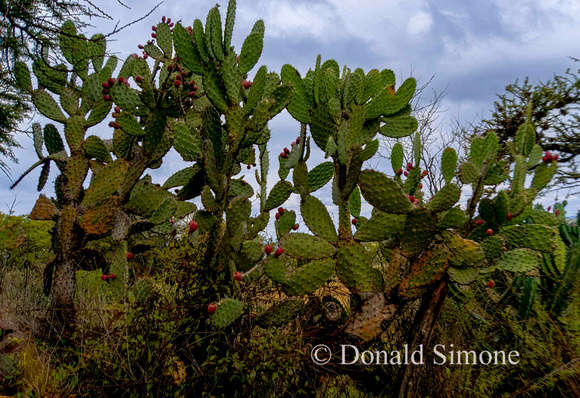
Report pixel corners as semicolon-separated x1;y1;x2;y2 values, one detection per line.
476;58;580;188
0;0;110;174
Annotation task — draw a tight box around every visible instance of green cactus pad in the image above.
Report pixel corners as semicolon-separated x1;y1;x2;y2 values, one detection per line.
60;87;79;116
467;137;487;168
448;267;480;285
247;212;269;239
81;159;128;205
226;197;251;235
156;22;173;57
308;162;333;192
441;147;457;184
264;256;288;284
359;139;379;162
43;124;65;155
499;224;557;253
531;162;557;191
209;298;244;328
425;183;460;213
256;299;304;328
379;116;418;138
497;248;541;273
354;210;405;242
14;61;32;92
241;239;264;263
174;201;197;219
113;129;134;159
359;170;412;214
32;123;43;159
349;186;362;219
238;21;264;74
64;115;87;152
515;119;536;157
484;161;509;185
527;144;543;167
173;120;202;161
280;233;337;260
83;135;112;163
150;198;177;224
32;90;67;123
284;259;334;296
229;179;254;199
162;166;200;189
37;161;50;191
300;195;338;243
458;161;481;184
399;208;438;256
276;209;296;237
281;64;312;123
390;142;404;172
264;180;293;211
438;206;468;229
528;209;560;226
310;104;336;151
480;235;506;260
441;231;486;267
116;113;145;137
336;241;374;293
173;23;204;75
109;84;145;115
126;186;171;217
85;98;112;127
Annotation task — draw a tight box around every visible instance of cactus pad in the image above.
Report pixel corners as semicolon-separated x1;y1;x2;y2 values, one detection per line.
280;233;337;260
497;248;541;273
284;258;334;296
359;170;412;214
336;241;374;292
301;195;338;243
209;298;244;328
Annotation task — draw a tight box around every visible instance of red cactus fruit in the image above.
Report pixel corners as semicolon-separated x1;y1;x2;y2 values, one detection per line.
408;195;415;202
101;274;109;281
234;271;243;281
102;82;109;89
174;80;181;88
207;303;217;314
404;171;409;177
296;137;300;144
151;32;156;38
487;229;493;236
548;206;552;211
138;44;144;49
166;18;171;24
189;220;198;233
246;165;251;169
284;147;290;154
413;199;419;205
175;74;182;81
264;245;273;256
292;223;299;230
152;26;157;31
274;247;284;257
555;209;561;216
487;279;495;288
278;207;285;215
109;273;116;279
275;213;280;220
108;77;116;86
476;219;484;225
396;168;403;176
352;218;357;226
507;212;513;221
104;95;112;101
162;16;166;22
280;152;288;159
114;106;120;113
135;76;143;83
243;80;252;89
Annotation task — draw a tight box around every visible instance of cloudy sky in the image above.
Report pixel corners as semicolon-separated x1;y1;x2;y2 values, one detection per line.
2;0;580;223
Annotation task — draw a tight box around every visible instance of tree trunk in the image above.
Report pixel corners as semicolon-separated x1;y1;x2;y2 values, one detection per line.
397;279;449;398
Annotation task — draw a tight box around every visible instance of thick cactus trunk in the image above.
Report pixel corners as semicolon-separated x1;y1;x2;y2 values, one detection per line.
397;279;449;398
